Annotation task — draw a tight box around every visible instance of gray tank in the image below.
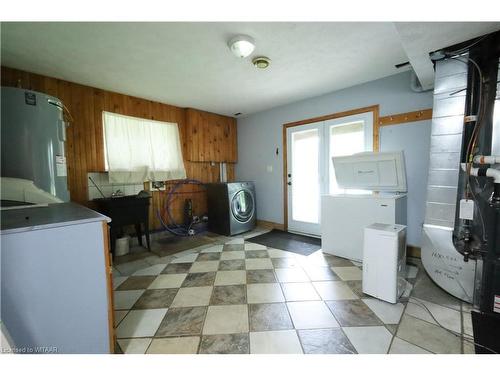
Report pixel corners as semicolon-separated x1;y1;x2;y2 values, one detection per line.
1;86;70;202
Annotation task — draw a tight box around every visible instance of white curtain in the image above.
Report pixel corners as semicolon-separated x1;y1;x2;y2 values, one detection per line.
103;111;186;183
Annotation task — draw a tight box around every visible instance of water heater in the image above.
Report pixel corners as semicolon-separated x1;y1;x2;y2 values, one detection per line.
1;87;70;202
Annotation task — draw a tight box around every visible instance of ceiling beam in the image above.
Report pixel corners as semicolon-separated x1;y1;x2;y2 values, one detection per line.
393;23;435;90
393;22;500;91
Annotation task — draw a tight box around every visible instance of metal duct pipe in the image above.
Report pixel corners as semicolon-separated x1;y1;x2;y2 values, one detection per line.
410;69;433;93
422;32;500;305
421;57;476;302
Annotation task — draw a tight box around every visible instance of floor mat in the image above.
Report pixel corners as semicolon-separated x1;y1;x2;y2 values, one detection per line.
150;235;216;257
246;229;321;256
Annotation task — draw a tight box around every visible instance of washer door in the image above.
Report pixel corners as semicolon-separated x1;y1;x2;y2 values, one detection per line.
231;189;254;223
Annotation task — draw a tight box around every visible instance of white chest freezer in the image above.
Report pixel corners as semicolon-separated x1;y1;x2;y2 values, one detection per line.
362;223;407;303
321;151;407;262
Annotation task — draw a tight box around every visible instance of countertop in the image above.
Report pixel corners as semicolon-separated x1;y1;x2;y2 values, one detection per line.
0;202;111;235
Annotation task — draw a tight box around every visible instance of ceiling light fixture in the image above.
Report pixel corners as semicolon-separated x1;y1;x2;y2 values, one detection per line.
252;56;271;69
228;35;255;58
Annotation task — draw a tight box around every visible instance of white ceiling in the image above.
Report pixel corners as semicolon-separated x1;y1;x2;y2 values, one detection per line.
394;22;500;90
1;22;499;117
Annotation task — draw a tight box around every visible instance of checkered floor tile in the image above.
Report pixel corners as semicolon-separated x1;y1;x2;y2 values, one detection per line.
112;228;470;354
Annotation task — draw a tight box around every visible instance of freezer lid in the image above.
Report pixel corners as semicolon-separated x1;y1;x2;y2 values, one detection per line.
332;151;407;192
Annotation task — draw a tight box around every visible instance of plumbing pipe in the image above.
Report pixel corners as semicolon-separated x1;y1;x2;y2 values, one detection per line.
462;163;500;183
473;155;500;164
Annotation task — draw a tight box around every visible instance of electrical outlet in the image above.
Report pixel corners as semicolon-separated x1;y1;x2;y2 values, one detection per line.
150;181;166;191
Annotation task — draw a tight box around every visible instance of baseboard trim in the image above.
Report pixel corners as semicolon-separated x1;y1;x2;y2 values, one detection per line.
256;220;285;231
407;245;421;259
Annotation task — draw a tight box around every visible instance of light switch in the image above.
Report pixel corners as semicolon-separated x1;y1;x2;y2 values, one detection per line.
266;165;273;173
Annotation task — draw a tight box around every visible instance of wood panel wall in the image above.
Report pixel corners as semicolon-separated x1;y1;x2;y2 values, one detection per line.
186;108;238;162
1;66;237;230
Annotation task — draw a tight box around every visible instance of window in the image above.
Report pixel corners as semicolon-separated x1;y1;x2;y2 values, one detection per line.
326;112;373;195
328;121;365;193
103;111;186;183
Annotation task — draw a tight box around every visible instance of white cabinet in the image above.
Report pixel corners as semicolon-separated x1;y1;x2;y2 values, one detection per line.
362;223;407;303
321;193;407;262
1;203;113;353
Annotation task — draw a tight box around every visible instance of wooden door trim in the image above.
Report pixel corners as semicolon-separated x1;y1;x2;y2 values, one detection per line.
102;221;115;353
282;125;289;231
283;105;380;128
282;105;380;232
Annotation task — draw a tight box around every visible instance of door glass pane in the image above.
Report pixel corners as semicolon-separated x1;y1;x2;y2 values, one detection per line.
291;128;319;223
329;121;366;194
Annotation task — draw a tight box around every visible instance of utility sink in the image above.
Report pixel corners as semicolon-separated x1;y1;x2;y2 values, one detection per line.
93;194;152;253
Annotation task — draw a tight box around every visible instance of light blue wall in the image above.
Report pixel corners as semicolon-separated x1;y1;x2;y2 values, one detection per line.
236;71;434;246
380;120;432;246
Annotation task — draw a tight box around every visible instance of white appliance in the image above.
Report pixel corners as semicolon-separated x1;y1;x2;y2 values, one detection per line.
1;87;70;202
1;203;113;353
321;151;407;262
1;177;63;207
362;223;407;303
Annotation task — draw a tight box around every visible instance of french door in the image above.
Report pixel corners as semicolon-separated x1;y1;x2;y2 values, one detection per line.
285;111;374;236
286;122;325;236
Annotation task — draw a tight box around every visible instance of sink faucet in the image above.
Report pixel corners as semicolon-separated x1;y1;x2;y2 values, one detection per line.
111;189;124;198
